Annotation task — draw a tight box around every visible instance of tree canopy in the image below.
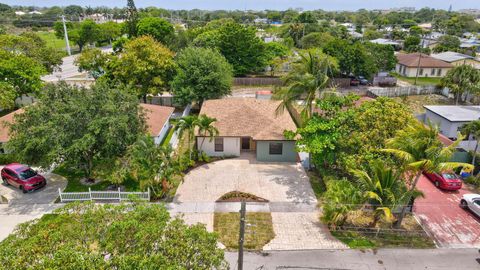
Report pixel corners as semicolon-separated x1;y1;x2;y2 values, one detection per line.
7;82;146;178
136;17;174;45
0;202;227;269
171;47;233;106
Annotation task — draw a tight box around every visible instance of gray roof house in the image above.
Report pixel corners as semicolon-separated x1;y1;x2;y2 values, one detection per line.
424;105;480;152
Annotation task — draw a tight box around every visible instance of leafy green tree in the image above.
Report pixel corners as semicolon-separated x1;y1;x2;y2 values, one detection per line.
363;29;383;40
433;35;461;53
74;48;112;79
0;202;227;269
263;42;289;76
351;160;422;227
276;49;338;121
98;21;122;44
196;114;219;153
136;17;174;44
363;42;397;72
0;49;45;104
126;0;139;37
383;123;473;228
123;135;181;198
322;179;363;228
109;36;177;102
441;65;480;104
64;5;83;17
171;47;233;106
0;82;16;110
70;19;101;52
403;35;421;52
7;82;146;179
300;32;335;49
461;120;480;166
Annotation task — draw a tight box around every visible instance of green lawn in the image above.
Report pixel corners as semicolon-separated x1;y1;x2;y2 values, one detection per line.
36;31;67;52
161;127;174;147
391;73;442;86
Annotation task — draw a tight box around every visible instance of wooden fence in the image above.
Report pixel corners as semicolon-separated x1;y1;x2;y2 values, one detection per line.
58;188;150;202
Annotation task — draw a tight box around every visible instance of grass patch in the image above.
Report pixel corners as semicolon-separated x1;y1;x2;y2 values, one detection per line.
330;214;435;249
391;73;442;86
306;170;327;199
161;127;174;147
214;212;275;250
36;31;67;52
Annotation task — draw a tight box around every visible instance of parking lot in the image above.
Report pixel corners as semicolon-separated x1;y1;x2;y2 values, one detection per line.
414;174;480;248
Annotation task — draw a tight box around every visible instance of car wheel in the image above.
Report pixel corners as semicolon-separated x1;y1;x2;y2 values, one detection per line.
1;177;9;186
460;200;468;209
20;186;27;194
434;181;440;188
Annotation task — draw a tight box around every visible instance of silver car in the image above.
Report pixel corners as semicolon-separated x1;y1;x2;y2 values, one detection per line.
460;194;480;216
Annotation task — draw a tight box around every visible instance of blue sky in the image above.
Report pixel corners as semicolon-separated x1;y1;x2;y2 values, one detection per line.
2;0;479;11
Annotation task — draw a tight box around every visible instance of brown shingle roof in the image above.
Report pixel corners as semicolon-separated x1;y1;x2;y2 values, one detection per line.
0;105;174;142
198;98;297;140
140;104;174;136
396;53;453;68
0;109;24;143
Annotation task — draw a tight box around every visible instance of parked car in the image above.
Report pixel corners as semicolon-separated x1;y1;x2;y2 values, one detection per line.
460;194;480;217
349;76;360;86
358;76;369;85
423;171;462;191
1;163;46;193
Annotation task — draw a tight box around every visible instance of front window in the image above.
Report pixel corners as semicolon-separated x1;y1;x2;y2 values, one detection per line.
214;138;223;152
437;69;442;76
269;142;283;155
419;68;424;75
442;173;457;180
431;68;435;75
18;168;37;180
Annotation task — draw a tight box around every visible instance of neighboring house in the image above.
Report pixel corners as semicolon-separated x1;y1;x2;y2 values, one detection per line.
431;51;480;69
0;104;174;153
140;104;175;145
0;109;24;154
196;98;298;162
424;105;480;152
395;53;453;78
369;38;401;50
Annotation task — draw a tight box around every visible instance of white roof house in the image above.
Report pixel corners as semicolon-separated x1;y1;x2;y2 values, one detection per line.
14;11;26;15
424;106;480;122
370;38;400;46
431;52;475;63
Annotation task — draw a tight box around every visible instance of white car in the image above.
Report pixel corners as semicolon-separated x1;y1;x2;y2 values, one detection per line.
460;194;480;216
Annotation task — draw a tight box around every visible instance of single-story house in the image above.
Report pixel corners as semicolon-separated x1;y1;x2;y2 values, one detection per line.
0;104;174;153
431;51;480;69
395;53;453;78
424;105;480;153
141;104;175;145
196;98;298;162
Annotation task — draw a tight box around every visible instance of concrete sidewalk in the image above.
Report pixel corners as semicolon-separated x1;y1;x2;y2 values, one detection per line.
226;249;480;270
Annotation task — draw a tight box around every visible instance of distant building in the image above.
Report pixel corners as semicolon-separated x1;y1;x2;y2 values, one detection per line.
396;53;453;78
431;51;480;69
369;38;401;47
81;13;110;24
28;11;42;15
424;105;480;153
14;11;26;16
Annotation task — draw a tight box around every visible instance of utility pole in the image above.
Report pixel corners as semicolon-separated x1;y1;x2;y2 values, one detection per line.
414;36;425;85
238;201;246;270
61;15;71;56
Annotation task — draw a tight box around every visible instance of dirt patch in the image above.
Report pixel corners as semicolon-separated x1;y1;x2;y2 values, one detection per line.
393;94;458;114
216;191;269;202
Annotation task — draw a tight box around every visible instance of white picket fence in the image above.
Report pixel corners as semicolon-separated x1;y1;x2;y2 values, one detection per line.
58;188;150;203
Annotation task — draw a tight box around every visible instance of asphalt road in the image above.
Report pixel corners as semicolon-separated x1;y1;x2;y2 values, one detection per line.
226;249;480;270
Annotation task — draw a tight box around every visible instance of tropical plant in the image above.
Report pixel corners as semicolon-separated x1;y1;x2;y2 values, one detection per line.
276;49;338;121
382;122;473;228
196;114;219;154
351;160;423;227
321;179;363;228
461;120;480;166
441;65;480;104
173;115;199;160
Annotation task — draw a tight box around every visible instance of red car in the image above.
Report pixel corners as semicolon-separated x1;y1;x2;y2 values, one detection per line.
423;171;462;191
1;163;46;193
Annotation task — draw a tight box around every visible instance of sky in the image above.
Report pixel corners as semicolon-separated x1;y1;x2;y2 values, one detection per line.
3;0;479;11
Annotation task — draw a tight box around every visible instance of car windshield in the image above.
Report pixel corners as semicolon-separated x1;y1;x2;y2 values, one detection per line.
18;168;37;180
442;173;457;179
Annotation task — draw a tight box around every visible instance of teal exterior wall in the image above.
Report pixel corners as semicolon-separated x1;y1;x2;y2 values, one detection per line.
256;141;297;162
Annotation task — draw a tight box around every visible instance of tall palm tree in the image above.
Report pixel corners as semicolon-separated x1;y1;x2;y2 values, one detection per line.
382;122;473;228
276;49;338;122
351;160;422;227
442;65;480;105
196;114;219;153
172;115;198;160
461;120;480;167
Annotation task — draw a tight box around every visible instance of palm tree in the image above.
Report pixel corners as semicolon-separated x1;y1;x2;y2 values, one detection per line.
196;114;219;153
461;120;480;167
172;115;198;160
351;160;422;227
382;122;473;228
276;49;338;122
442;65;480;105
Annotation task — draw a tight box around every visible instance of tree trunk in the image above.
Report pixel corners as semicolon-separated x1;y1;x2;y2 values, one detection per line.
394;171;422;229
142;94;147;104
188;134;192;160
455;92;460;105
472;141;478;166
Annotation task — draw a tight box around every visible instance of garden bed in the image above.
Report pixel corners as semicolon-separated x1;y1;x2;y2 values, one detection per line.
216;191;268;202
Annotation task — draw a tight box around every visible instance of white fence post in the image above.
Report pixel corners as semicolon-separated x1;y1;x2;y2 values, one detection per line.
148;187;150;201
118;187;122;201
89;187;92;201
58;188;63;203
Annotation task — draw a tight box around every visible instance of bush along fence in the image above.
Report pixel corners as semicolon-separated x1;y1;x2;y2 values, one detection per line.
367;85;447;98
58;188;150;203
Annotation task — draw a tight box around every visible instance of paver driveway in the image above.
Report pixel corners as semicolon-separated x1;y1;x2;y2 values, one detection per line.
414;174;480;248
174;154;317;204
